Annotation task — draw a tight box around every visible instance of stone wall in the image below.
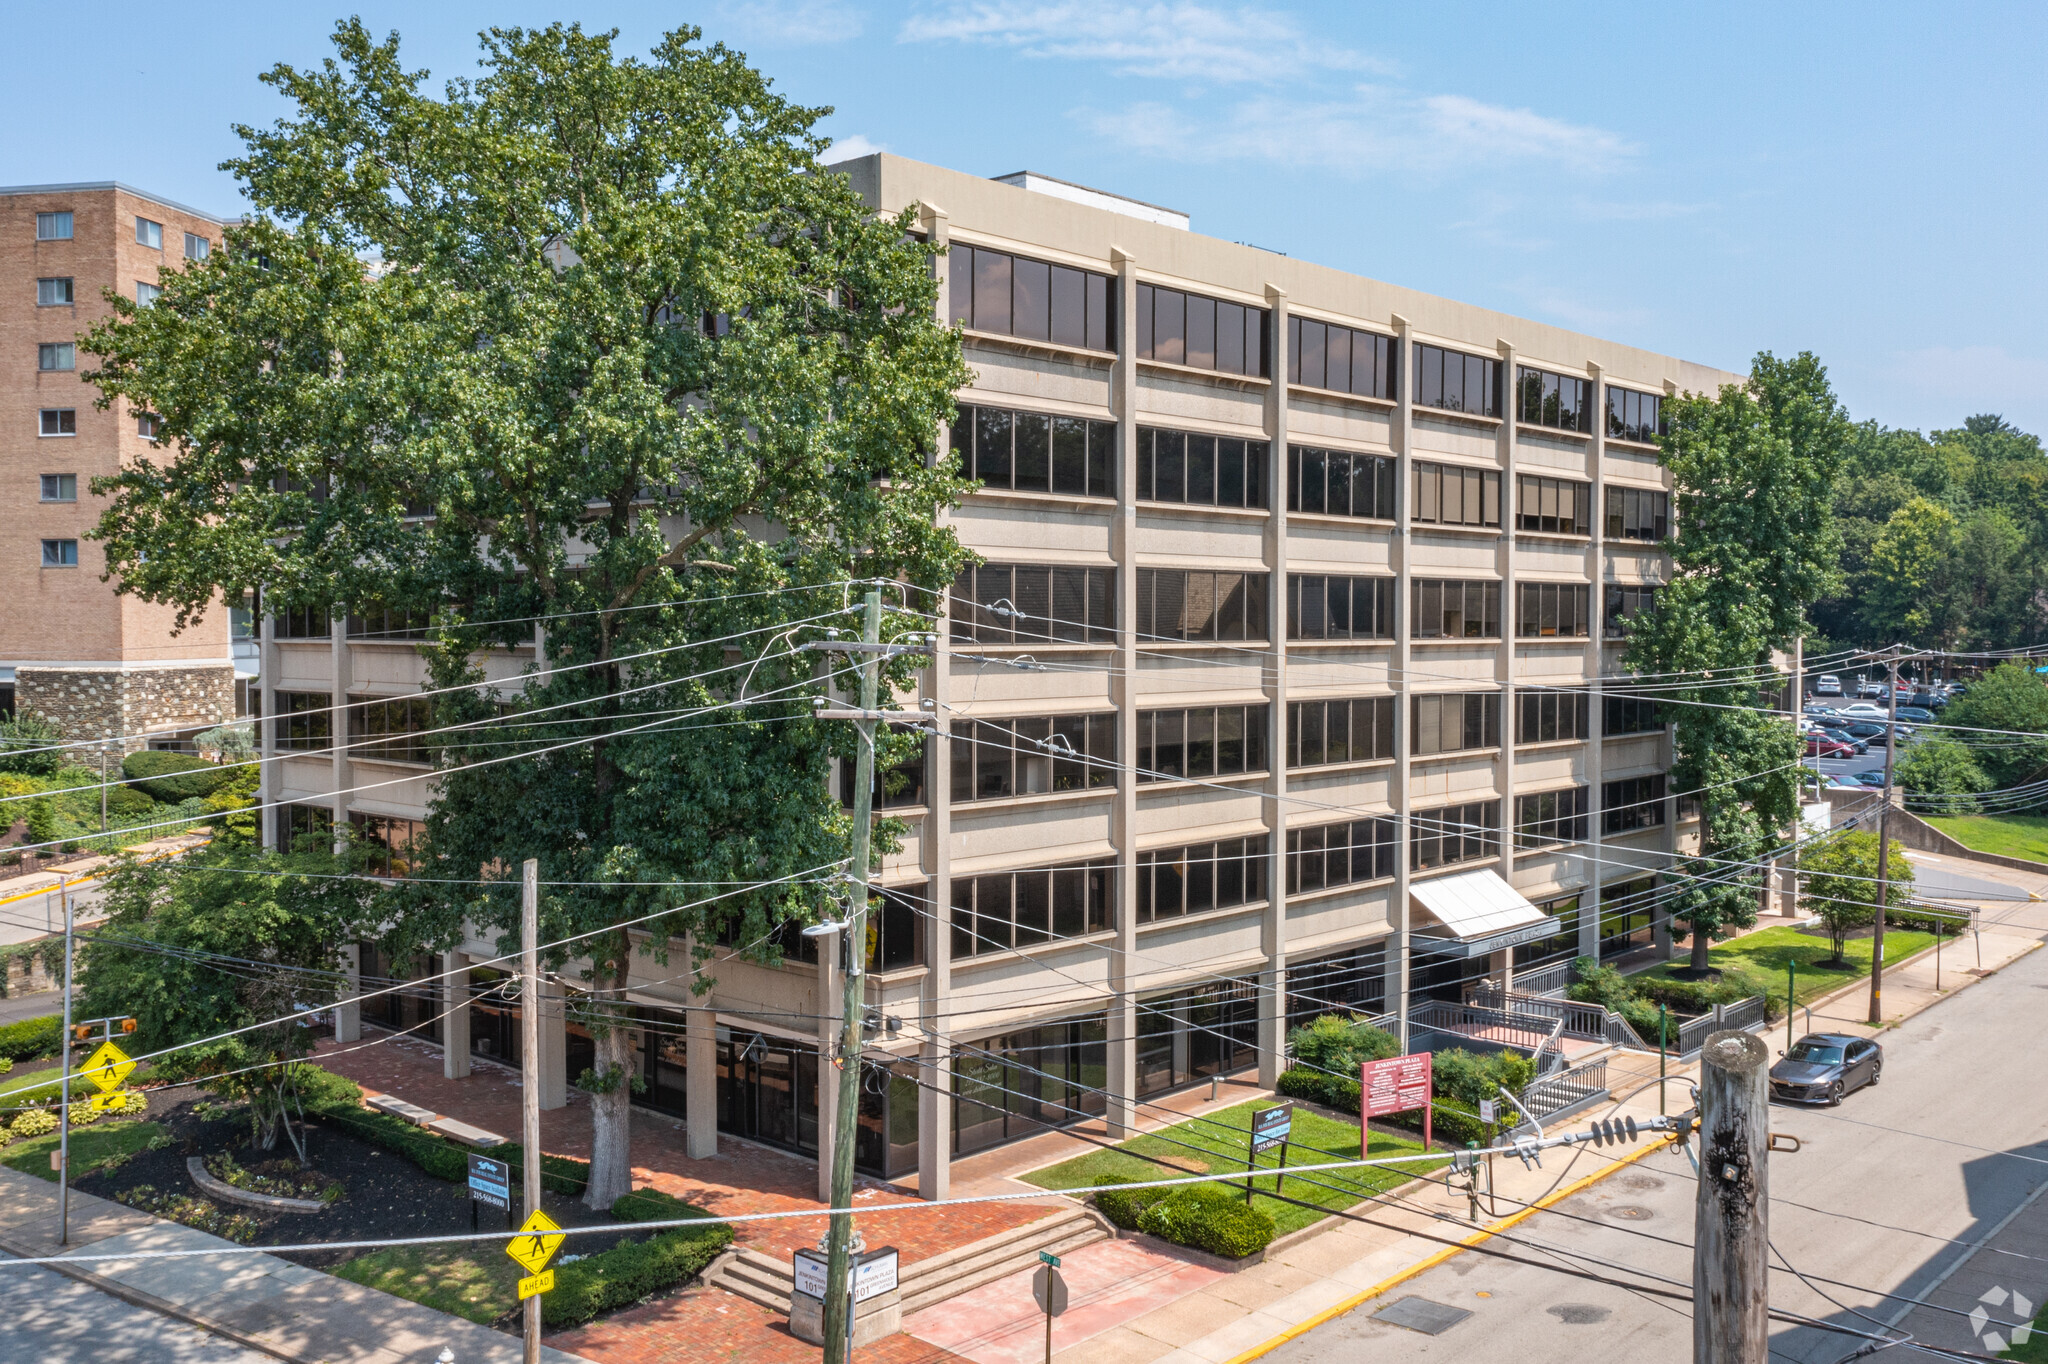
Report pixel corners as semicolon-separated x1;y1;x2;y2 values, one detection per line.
14;664;235;759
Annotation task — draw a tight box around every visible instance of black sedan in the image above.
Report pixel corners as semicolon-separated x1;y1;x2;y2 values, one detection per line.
1770;1033;1883;1105
1840;721;1894;747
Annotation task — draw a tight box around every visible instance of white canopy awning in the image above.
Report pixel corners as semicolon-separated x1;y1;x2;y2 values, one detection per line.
1409;869;1554;959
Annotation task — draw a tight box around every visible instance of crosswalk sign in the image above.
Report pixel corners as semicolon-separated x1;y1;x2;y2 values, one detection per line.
518;1269;555;1300
81;1040;134;1093
506;1210;565;1275
88;1091;130;1113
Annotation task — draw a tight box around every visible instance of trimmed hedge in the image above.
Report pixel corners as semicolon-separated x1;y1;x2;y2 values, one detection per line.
0;1015;62;1063
1275;1066;1360;1114
612;1188;699;1222
1091;1176;1275;1260
544;1206;733;1328
121;751;236;802
1091;1175;1161;1230
296;1066;594;1193
1275;1067;1495;1146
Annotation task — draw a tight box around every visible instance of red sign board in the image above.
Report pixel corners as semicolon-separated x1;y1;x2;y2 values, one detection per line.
1362;1052;1433;1151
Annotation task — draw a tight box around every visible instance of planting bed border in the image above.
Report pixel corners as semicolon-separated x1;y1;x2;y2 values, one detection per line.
186;1156;329;1214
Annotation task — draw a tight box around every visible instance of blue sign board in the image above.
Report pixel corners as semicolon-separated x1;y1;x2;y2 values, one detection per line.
468;1152;511;1211
1251;1103;1293;1155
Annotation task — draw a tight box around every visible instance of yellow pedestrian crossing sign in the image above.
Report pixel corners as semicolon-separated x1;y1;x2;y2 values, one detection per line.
505;1210;564;1275
81;1040;134;1093
518;1269;555;1300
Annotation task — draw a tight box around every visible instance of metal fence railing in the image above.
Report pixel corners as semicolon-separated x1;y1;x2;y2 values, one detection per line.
1460;987;1613;1041
1670;995;1769;1057
1519;1056;1610;1121
1500;960;1575;998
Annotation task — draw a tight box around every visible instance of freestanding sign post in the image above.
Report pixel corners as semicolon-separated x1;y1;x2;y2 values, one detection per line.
1033;1254;1069;1364
1361;1052;1433;1152
1248;1103;1294;1199
468;1151;512;1229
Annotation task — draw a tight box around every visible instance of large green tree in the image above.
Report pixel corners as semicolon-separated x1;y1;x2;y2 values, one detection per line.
1798;831;1913;966
79;22;970;1204
1940;662;2048;793
1624;353;1848;973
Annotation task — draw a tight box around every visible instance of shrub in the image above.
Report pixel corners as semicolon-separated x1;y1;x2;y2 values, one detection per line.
105;784;156;818
612;1187;701;1223
543;1212;733;1328
11;1108;58;1138
0;714;65;777
1431;1048;1535;1109
1276;1067;1361;1114
1287;1014;1399;1077
0;1015;61;1062
25;798;60;845
1135;1183;1276;1260
499;1142;592;1197
300;1073;472;1183
1379;1096;1495;1147
121;751;235;802
1090;1175;1166;1229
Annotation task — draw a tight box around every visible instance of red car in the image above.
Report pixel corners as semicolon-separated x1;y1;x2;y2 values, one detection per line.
1805;733;1857;759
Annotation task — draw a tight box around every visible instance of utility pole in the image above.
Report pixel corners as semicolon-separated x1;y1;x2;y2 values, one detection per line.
1869;650;1900;1026
822;589;883;1364
521;857;542;1364
1694;1030;1769;1364
58;882;74;1245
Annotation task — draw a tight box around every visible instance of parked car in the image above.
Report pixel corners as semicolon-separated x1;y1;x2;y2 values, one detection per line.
1909;690;1946;710
1805;733;1858;759
1896;706;1937;725
1810;713;1855;731
1771;1033;1882;1104
1839;703;1890;720
1849;769;1888;787
1856;680;1887;699
1813;674;1843;696
1841;721;1892;746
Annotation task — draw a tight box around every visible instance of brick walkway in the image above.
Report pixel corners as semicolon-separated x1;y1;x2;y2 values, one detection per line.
554;1285;965;1364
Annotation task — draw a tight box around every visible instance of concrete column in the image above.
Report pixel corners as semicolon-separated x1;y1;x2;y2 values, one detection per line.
1258;283;1291;1089
258;605;279;850
1388;315;1415;1047
538;976;568;1111
328;609;349;848
918;202;955;1202
816;949;838;1200
684;939;719;1160
1106;245;1141;1136
1582;363;1608;963
1657;383;1681;958
443;950;472;1080
1497;340;1520;902
334;942;361;1043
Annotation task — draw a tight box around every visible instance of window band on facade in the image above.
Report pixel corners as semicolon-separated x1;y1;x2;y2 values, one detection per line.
1411;579;1501;639
1136;283;1268;377
1412;462;1501;528
1287;574;1395;641
1604;691;1663;736
1138;836;1269;922
1515;474;1592;535
1287;695;1396;768
1515;787;1591;848
950;861;1114;957
1137;427;1269;509
952;403;1117;498
949;244;1114;352
951;564;1116;644
1285;818;1396;895
1135;569;1269;642
1287;317;1396;400
1602;774;1668;835
1515;365;1595;433
1413;344;1500;418
1137;705;1269;782
1288;445;1396;519
1516;581;1592;638
1606;486;1670;541
950;714;1116;801
1411;800;1500;871
350;695;433;764
1604;584;1658;639
1606;387;1666;444
1410;692;1502;757
1517;688;1591;745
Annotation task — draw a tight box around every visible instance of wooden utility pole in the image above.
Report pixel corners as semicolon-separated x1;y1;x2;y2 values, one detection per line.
822;590;883;1364
1694;1030;1769;1363
521;857;542;1364
1869;651;1900;1026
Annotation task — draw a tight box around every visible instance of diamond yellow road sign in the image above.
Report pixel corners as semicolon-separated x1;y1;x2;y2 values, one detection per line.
81;1040;135;1093
518;1269;555;1300
506;1210;565;1275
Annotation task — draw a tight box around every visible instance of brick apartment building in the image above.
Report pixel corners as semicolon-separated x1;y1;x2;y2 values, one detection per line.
1;182;244;751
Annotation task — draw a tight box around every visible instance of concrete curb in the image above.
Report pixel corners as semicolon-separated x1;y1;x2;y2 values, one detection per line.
186;1157;331;1214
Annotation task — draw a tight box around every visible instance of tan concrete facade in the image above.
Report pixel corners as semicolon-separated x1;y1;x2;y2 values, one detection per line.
266;153;1727;1196
1;183;235;751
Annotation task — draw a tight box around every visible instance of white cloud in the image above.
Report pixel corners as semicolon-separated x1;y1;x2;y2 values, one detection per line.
711;0;864;45
822;133;888;162
899;2;1393;82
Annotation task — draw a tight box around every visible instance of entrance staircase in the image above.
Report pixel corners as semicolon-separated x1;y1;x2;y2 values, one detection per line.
705;1203;1112;1316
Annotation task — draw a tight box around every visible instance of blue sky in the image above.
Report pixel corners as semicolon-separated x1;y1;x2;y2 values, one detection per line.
8;2;2043;435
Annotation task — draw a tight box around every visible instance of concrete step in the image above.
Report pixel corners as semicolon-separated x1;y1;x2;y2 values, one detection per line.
898;1206;1110;1315
704;1247;793;1312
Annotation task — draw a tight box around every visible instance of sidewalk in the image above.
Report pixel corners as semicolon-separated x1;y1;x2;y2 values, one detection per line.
0;830;209;947
0;1164;589;1364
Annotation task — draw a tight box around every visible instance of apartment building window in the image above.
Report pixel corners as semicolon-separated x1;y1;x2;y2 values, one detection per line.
1515;366;1595;433
347;605;437;641
1515;787;1590;848
36;211;73;240
136;282;162;307
1287;574;1395;641
1287;943;1386;1027
948;243;1113;351
1607;387;1665;444
39;474;77;502
1137;427;1269;508
1137;704;1269;782
350;812;425;877
1606;486;1669;542
351;696;434;764
1414;344;1500;418
1287;445;1395;519
1136;283;1268;377
950;714;1115;801
1602;774;1667;835
1411;579;1502;639
40;539;79;568
184;232;210;261
951;404;1116;497
1517;582;1591;638
1604;584;1658;639
39;409;76;436
1287;695;1396;769
274;692;333;751
1412;800;1500;871
1286;818;1396;895
137;412;161;440
280;803;333;854
273;605;333;639
136;217;163;249
1288;317;1396;400
1138;836;1269;922
1412;461;1501;528
1135;568;1269;642
949;564;1115;644
1604;692;1663;735
1515;474;1591;535
950;860;1113;957
1411;692;1501;757
39;343;75;371
840;724;929;809
37;278;73;306
1518;689;1591;745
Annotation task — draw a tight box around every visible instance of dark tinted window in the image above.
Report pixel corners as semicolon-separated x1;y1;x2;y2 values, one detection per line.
1138;427;1269;508
1285;819;1396;894
1515;788;1590;847
1136;569;1269;641
1288;445;1396;519
841;723;929;809
1137;705;1269;781
1411;579;1502;638
952;861;1114;957
1516;366;1595;433
1604;585;1659;639
1606;486;1669;541
1138;837;1268;922
950;244;1116;353
1604;692;1663;735
949;714;1116;801
351;696;434;764
1413;344;1499;418
1287;695;1396;768
1288;318;1396;400
1606;387;1665;444
1602;774;1667;835
1287;575;1396;641
953;403;1116;497
1411;692;1502;756
950;564;1116;644
1518;689;1591;744
1515;475;1591;535
1137;284;1267;377
1517;582;1591;638
1411;801;1499;871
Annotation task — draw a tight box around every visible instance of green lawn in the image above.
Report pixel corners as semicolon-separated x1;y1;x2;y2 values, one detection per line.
1926;813;2048;865
2;1120;164;1181
1637;924;1936;1007
1020;1099;1444;1237
2006;1300;2047;1361
332;1244;519;1324
0;1064;66;1097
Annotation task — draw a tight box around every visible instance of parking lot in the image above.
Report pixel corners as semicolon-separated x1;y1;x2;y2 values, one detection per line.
1798;674;1958;789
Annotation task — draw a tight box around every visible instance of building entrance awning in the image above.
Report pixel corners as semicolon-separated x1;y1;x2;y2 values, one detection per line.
1409;869;1554;960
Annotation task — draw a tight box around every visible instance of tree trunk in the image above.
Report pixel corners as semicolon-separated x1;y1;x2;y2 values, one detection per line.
583;940;638;1210
1689;923;1711;973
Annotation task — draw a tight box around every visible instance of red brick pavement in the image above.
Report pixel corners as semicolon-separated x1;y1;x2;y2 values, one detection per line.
554;1285;966;1364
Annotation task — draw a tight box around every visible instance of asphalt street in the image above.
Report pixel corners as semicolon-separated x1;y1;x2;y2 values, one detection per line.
1269;902;2048;1363
0;1255;272;1363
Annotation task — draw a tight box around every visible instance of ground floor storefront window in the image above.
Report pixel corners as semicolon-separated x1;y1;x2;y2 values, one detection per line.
1286;943;1387;1028
1136;979;1258;1098
953;1013;1108;1157
1599;877;1661;955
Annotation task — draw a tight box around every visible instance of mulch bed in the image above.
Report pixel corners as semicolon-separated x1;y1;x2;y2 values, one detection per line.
76;1083;646;1269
